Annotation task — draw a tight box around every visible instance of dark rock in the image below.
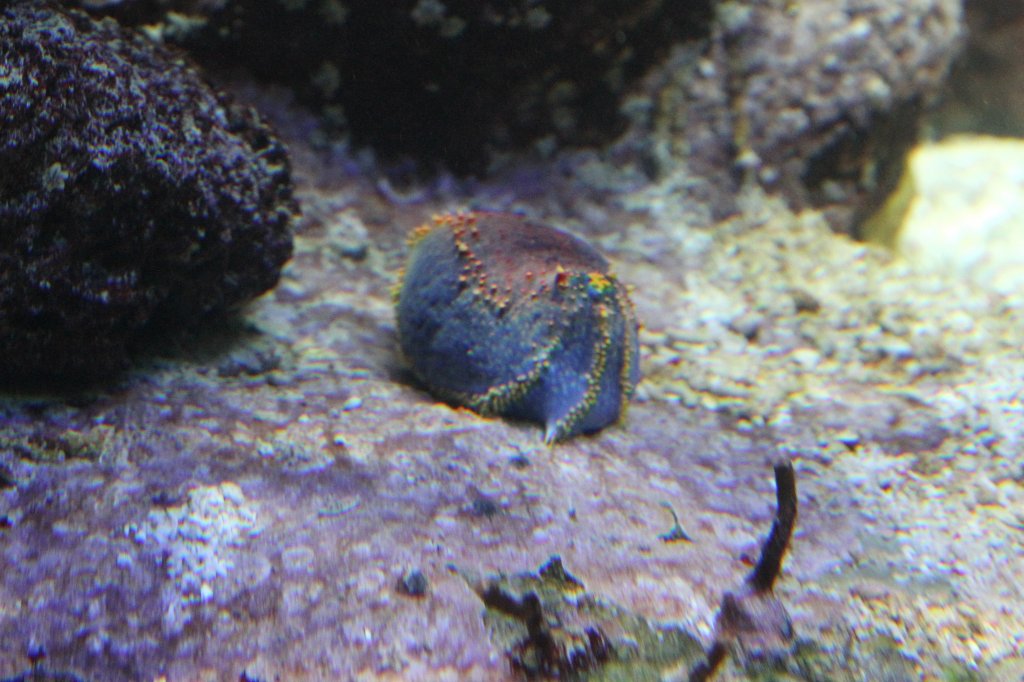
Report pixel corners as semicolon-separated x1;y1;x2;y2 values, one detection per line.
0;2;296;382
469;495;498;518
396;569;428;597
463;555;703;678
0;463;14;489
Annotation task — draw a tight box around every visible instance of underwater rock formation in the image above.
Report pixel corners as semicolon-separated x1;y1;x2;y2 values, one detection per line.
863;135;1024;297
68;0;964;234
462;555;704;678
75;0;962;233
69;0;715;173
0;2;296;381
1;96;1019;677
395;211;639;442
463;463;797;679
632;0;963;229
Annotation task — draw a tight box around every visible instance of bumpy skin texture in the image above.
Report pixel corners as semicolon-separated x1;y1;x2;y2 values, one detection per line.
396;212;639;442
0;1;295;381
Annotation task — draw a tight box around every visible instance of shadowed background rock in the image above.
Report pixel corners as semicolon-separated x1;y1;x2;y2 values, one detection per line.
68;0;717;175
0;2;296;382
66;0;962;234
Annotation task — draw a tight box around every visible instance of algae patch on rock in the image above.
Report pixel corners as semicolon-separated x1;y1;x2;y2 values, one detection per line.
459;556;704;680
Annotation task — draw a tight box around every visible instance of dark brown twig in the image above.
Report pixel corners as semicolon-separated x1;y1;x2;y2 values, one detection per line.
688;458;798;682
687;641;727;682
749;460;798;593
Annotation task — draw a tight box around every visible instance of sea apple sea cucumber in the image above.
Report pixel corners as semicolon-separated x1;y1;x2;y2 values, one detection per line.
395;211;640;442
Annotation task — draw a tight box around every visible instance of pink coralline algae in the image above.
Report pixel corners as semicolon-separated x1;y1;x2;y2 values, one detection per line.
395;211;639;442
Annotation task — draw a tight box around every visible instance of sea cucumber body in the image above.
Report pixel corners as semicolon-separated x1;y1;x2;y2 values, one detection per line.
396;211;639;441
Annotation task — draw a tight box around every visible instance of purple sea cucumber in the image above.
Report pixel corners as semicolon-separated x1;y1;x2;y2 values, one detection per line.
395;211;639;442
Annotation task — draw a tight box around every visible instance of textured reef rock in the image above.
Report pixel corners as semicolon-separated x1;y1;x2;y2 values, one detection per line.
628;0;963;229
0;1;295;381
461;555;704;678
396;212;639;442
2;1;1022;680
2;87;1023;677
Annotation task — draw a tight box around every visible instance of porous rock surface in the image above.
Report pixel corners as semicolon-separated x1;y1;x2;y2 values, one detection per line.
628;0;963;228
0;2;295;381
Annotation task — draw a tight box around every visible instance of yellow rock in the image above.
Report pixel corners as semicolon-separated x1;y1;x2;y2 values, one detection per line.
864;134;1024;295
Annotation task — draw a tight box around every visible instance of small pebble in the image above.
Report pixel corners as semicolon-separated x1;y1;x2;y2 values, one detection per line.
397;569;428;597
